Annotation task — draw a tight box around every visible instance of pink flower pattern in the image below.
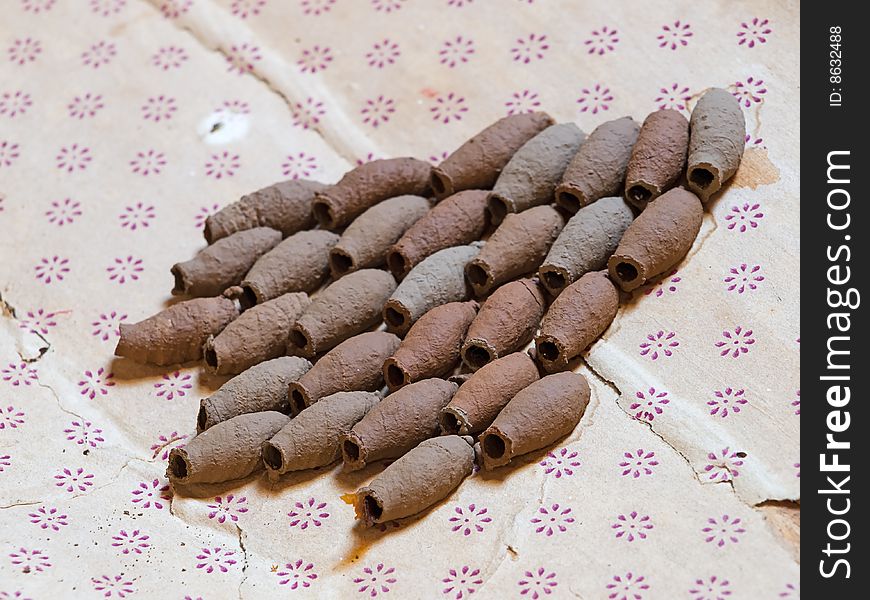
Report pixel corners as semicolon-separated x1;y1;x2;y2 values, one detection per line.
737;18;772;48
715;326;755;358
361;95;396;128
620;449;659;478
511;33;549;64
159;0;191;18
208;494;249;523
439;36;475;68
702;515;746;547
724;263;764;293
151;45;188;70
226;43;262;75
577;83;613;114
3;362;38;387
300;0;335;16
8;38;42;66
90;0;127;17
28;506;69;531
0;405;26;430
298;45;333;74
430;92;468;124
153;371;193;400
530;503;574;536
111;529;150;554
584;26;619;55
0;455;11;472
282;151;318;179
231;0;266;19
732;77;767;107
67;93;104;119
150;431;188;460
288;497;330;529
195;203;221;228
791;390;800;415
690;575;732;600
292;97;325;129
64;420;105;447
353;563;397;597
130;149;167;176
277;559;318;588
704;447;745;482
131;478;171;509
644;270;681;297
505;89;541;116
639;330;679;360
119;202;156;230
81;41;117;69
725;202;764;232
517;567;557;599
106;255;144;284
92;311;126;341
91;575;134;598
708;388;748;418
540;447;581;477
367;39;400;68
1;140;21;168
655;83;692;112
0;91;33;118
658;20;693;50
21;0;56;14
54;467;95;493
371;0;405;12
56;144;92;173
612;511;653;542
45;198;82;225
141;95;177;122
205;151;241;179
606;572;649;600
8;548;51;573
442;565;483;599
448;504;491;536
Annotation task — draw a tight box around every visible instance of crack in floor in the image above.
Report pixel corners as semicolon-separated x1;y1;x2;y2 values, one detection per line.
236;523;249;600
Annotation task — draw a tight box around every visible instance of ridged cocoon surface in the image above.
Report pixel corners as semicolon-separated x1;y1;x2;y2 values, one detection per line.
539;196;635;296
167;411;290;485
535;271;619;372
607;187;703;291
430;112;555;199
480;372;590;469
312;158;432;229
461;279;545;371
197;356;313;431
386;190;489;279
488;123;586;223
204;179;326;243
287;269;397;358
687;88;747;202
352;435;474;525
555;117;640;213
262;391;380;475
203;292;310;375
115;297;238;366
625;110;689;209
465;206;564;297
383;301;478;391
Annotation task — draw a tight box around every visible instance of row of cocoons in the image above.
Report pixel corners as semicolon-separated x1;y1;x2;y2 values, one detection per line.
115;87;745;526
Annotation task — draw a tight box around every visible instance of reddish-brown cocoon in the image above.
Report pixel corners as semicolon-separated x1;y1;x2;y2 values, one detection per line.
625;109;689;209
535;271;619;372
168;411;290;485
353;435;474;525
342;378;458;471
607;187;703;291
480;372;590;469
203;292;310;375
439;352;540;435
465;206;564;297
172;227;282;297
115;297;238;366
240;230;339;308
288;331;401;415
386;190;489;279
204;179;326;243
687;88;746;202
461;279;545;371
312;158;431;229
287;269;397;358
382;301;478;391
430;113;555;199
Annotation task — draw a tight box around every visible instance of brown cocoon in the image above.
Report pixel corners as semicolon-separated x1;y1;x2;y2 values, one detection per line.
288;331;400;414
115;297;238;366
342;378;458;471
461;279;545;371
431;112;555;199
555;116;640;213
386;190;488;279
168;411;289;485
488;123;586;224
539;196;635;296
312;158;431;229
465;206;564;297
535;271;618;372
287;269;397;358
172;228;282;297
383;301;478;391
687;88;747;202
383;243;482;336
439;352;540;435
607;187;703;291
353;435;474;525
480;372;590;469
625;110;689;209
240;230;339;308
329;195;430;277
263;391;379;475
197;356;312;431
204;292;310;375
204;179;326;243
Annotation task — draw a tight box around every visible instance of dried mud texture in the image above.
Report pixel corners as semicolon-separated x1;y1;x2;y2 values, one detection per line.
480;372;590;469
197;356;313;431
465;206;564;297
312;158;432;229
204;179;326;243
262;391;380;475
329;195;430;277
172;227;282;297
535;271;619;372
430;112;555;199
607;187;703;291
461;279;545;371
240;230;339;308
287;269;397;358
383;301;478;391
288;331;401;414
115;296;239;366
383;243;482;336
555;116;640;213
539;196;635;296
352;435;474;525
625;109;689;209
488;123;586;223
386;190;489;279
167;411;290;485
342;378;458;471
687;87;747;202
440;352;540;435
203;292;310;375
